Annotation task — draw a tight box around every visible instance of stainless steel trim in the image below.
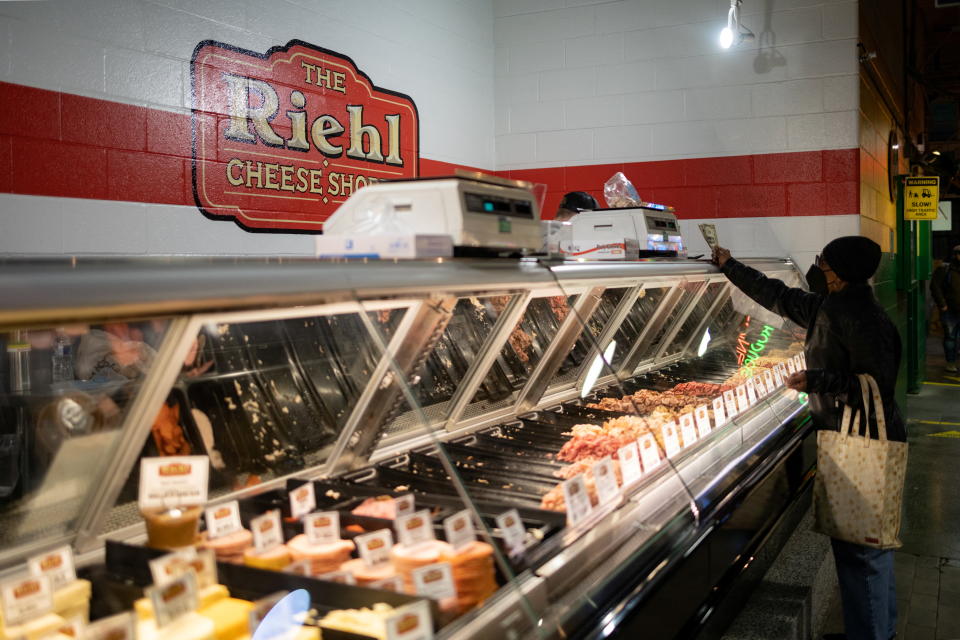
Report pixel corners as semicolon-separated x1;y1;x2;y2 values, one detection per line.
514;287;606;414
650;278;709;362
674;282;731;359
615;283;683;378
73;314;198;552
571;285;644;394
444;292;533;430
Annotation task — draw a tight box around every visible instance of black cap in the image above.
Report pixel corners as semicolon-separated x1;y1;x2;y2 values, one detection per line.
822;236;882;283
558;191;598;212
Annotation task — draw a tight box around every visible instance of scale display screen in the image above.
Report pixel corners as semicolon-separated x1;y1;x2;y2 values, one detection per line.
464;192;535;219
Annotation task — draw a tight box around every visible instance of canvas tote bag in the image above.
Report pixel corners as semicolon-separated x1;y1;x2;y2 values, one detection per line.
813;373;908;549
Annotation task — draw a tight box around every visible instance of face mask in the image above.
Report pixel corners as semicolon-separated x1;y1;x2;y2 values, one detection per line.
806;264;829;296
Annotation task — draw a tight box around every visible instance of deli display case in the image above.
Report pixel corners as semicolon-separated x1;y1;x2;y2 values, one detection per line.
0;256;814;639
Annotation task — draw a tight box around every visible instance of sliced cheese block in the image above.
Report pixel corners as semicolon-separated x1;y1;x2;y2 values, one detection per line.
137;612;215;640
135;584;229;621
0;612;66;640
243;545;291;572
320;602;394;640
52;578;92;623
199;597;254;640
391;540;453;590
340;558;398;586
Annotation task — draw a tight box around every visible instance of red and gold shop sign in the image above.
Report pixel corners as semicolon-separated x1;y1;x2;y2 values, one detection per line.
192;40;420;232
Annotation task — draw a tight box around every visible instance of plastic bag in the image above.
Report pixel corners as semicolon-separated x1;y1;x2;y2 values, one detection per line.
603;172;642;208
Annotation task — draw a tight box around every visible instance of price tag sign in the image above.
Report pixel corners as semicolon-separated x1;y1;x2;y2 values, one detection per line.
251;510;284;554
787;356;797;375
745;379;758;405
712;397;727;428
148;571;199;628
799;352;807;369
694;405;712;438
736;384;750;414
773;365;784;388
562;475;593;525
617;442;642;487
371;576;404;592
316;570;356;585
205;501;243;539
751;376;767;398
662;421;682;458
723;389;739;417
150;549;216;589
1;575;53;626
289;483;316;520
412;562;456;601
792;354;803;373
28;546;76;591
679;413;697;448
386;600;434;640
356;529;394;567
443;510;477;552
496;509;526;553
57;613;86;639
395;494;415;518
284;560;313;577
304;511;340;546
592;458;620;504
638;433;661;472
85;612;135;640
139;456;210;511
396;510;436;548
764;369;776;392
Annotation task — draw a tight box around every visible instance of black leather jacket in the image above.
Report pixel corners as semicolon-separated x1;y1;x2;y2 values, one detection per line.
721;258;906;442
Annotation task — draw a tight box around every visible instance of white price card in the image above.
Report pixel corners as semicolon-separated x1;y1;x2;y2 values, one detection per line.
496;509;526;553
371;576;404;592
712;397;727;428
679;413;698;448
443;510;477;552
304;511;340;546
58;613;86;639
1;574;53;626
617;441;642;487
787;356;797;375
751;376;767;398
773;365;784;388
28;546;76;591
396;510;436;548
316;570;356;585
662;421;682;458
694;405;712;439
592;458;620;504
356;529;394;567
205;501;242;539
148;571;199;629
799;352;807;368
764;369;776;392
779;362;790;380
386;600;434;640
745;379;758;405
85;612;135;640
736;384;750;414
251;510;284;554
395;494;415;518
562;475;593;525
289;482;316;520
150;549;217;590
638;433;661;472
412;562;456;601
792;354;803;373
139;456;209;511
723;389;739;417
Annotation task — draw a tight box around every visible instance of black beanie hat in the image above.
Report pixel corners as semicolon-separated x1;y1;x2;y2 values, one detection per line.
559;191;599;212
821;236;882;283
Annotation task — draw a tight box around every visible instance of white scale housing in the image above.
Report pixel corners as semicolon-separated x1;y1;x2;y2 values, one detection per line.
567;206;686;259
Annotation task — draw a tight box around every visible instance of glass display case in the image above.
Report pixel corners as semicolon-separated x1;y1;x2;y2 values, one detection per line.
0;257;814;639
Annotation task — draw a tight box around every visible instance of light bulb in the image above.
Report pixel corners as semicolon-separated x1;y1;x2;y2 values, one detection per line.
719;26;734;48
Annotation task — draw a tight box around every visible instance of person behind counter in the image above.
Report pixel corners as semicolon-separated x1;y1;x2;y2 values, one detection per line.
554;191;598;221
713;236;905;640
930;244;960;373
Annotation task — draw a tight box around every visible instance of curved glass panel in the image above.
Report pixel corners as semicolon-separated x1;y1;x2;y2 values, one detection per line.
608;284;671;370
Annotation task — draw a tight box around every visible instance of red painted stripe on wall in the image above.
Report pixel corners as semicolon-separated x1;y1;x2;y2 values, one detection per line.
0;81;859;222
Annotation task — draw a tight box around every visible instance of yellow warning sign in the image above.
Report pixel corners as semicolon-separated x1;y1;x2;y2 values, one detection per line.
904;177;939;220
928;430;960;439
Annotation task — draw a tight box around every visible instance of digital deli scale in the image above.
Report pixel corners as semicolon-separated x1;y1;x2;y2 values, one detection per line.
320;172;542;257
566;205;686;259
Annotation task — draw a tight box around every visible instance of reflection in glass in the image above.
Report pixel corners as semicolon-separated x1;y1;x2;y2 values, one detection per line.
0;320;171;549
609;286;669;370
661;281;727;358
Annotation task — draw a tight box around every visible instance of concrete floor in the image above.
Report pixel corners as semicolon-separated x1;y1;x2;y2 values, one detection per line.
822;336;960;640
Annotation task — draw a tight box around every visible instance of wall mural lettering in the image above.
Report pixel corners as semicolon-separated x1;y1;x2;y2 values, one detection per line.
192;39;420;232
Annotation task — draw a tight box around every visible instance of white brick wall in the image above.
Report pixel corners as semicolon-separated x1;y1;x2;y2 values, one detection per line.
495;0;860;169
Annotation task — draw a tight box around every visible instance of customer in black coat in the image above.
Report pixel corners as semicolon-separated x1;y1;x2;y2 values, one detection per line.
713;236;905;640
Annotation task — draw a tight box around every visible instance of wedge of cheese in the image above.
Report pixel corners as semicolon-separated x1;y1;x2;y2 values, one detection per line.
0;612;67;640
135;584;229;620
52;578;92;623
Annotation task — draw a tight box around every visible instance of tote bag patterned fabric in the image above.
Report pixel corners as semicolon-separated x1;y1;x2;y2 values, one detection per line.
813;374;908;549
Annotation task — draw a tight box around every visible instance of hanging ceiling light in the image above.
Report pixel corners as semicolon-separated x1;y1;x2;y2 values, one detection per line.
719;0;754;49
